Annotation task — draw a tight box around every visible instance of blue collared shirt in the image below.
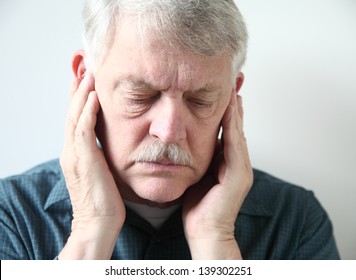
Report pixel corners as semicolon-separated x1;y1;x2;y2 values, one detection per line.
0;159;340;259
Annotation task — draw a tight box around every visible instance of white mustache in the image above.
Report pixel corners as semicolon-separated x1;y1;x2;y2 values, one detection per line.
133;141;192;166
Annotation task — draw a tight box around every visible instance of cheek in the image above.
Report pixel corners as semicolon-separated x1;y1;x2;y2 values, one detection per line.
188;98;229;165
99;110;145;149
95;95;147;166
188;120;220;168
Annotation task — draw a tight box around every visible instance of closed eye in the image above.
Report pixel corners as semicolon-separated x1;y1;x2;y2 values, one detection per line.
124;93;160;115
185;97;217;119
127;96;157;105
189;99;214;108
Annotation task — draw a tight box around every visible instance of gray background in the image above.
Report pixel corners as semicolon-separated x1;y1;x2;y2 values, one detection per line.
1;0;355;259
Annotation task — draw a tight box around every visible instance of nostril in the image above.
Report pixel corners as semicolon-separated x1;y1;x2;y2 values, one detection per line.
148;98;187;144
149;117;186;144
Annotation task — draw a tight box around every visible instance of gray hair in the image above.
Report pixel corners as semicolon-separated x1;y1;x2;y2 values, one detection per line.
83;0;248;78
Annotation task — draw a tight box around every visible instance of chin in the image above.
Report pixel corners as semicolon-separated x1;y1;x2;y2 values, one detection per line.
130;177;191;204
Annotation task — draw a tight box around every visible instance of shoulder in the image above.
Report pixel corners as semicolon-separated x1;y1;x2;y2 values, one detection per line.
0;159;71;259
248;169;317;213
248;168;331;229
238;169;339;259
1;159;62;182
252;168;310;195
0;159;63;206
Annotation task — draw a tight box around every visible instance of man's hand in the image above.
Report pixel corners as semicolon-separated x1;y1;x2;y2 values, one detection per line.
183;91;253;259
59;74;125;259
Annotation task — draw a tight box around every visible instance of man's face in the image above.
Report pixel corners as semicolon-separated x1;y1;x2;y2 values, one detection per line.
93;18;234;205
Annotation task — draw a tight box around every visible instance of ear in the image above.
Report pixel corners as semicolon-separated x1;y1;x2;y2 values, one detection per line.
71;49;87;84
234;72;245;94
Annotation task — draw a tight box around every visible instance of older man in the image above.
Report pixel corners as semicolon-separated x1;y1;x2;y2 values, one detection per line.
0;0;339;259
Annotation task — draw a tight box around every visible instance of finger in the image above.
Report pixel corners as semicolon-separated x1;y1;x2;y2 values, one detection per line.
237;95;244;121
69;73;95;126
221;105;237;163
231;96;252;174
221;102;251;178
230;91;243;133
64;74;95;148
75;91;101;159
70;79;79;101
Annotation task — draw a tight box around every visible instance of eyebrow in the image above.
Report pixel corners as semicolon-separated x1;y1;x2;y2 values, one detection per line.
185;84;222;97
114;77;155;92
114;76;221;96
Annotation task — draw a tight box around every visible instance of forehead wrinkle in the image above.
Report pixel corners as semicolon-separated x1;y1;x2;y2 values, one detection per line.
112;49;227;95
174;55;223;95
170;55;201;93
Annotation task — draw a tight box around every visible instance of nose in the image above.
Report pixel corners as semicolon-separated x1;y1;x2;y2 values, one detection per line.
149;98;187;144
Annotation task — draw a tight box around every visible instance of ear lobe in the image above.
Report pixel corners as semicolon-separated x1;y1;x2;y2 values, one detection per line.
72;49;87;81
235;72;245;94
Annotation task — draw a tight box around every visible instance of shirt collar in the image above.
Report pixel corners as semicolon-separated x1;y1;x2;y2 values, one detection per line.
44;173;70;211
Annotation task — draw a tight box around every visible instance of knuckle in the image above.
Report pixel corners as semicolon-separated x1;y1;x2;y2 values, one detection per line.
60;149;80;177
74;125;87;143
65;115;77;131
